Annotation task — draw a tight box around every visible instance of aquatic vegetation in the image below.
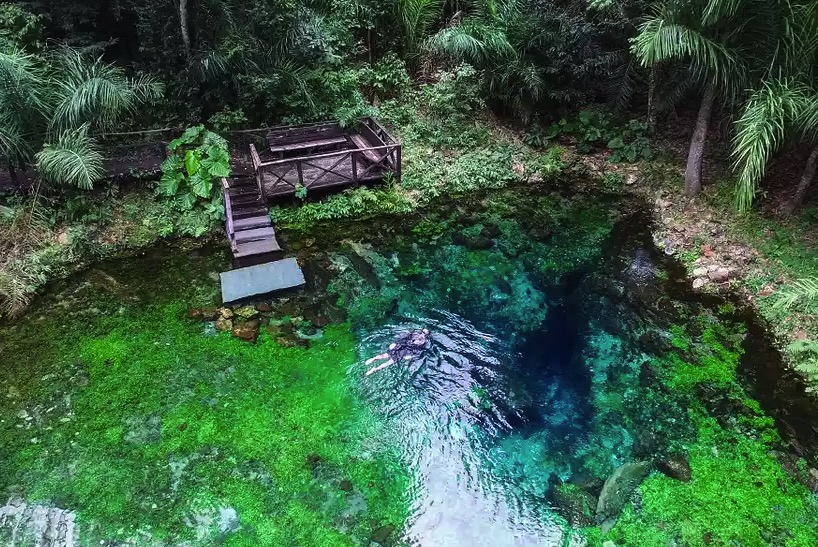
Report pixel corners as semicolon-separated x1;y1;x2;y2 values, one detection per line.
609;415;818;546
0;294;408;545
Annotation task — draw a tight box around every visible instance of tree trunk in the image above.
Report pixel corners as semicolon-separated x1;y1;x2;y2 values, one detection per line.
178;0;191;60
684;81;716;196
647;65;656;134
785;144;818;215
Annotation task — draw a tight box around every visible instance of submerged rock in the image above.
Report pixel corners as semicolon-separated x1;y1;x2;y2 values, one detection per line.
638;330;671;355
234;306;258;320
553;483;597;527
232;320;260;342
596;461;651;521
254;302;273;313
371;524;395;545
215;317;233;332
657;454;692;482
0;498;77;547
452;231;494;250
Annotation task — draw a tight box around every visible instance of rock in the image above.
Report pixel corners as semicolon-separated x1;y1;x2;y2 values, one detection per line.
638;330;671;355
553;483;597;527
808;468;818;494
596;461;651;520
692;267;708;277
339;479;353;492
234;306;258;320
215;317;233;332
232;320;260;342
276;335;310;349
219;307;234;319
638;362;666;390
371;524;395;545
313;315;330;328
187;308;204;321
306;453;321;471
200;307;219;320
255;302;273;313
480;223;502;238
452;232;494;250
707;268;730;283
625;173;637;185
692;277;708;289
657;454;692;482
265;324;281;337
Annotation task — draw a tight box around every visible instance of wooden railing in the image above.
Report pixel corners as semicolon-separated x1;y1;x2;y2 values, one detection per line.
221;178;238;253
253;142;401;195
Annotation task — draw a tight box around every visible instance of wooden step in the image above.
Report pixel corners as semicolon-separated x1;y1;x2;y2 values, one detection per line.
231;194;263;206
228;186;260;197
227;177;258;188
234;215;271;231
234;226;276;243
233;238;282;258
231;206;268;219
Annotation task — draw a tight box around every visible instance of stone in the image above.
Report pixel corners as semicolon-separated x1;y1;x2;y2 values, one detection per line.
200;307;220;320
692;267;708;277
339;479;353;492
215;317;233;332
625;173;637;185
219;307;234;319
313;315;331;328
692;277;708;289
657;454;692;482
232;320;260;342
707;267;730;283
596;461;651;520
480;223;501;238
233;306;258;320
187;308;204;321
638;362;666;390
452;232;494;250
638;330;671;355
371;524;395;545
255;302;273;313
553;483;596;527
305;453;321;471
276;335;310;349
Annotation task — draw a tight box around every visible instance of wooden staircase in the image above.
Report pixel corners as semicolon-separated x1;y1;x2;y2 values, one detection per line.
222;178;282;268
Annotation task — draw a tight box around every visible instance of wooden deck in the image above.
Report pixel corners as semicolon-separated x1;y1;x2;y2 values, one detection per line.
218;117;400;302
248;118;401;199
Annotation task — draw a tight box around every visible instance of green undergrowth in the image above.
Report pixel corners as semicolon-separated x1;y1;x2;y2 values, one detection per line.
662;317;745;391
608;413;818;546
0;300;408;545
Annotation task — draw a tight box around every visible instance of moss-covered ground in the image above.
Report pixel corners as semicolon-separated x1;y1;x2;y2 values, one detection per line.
0;250;408;545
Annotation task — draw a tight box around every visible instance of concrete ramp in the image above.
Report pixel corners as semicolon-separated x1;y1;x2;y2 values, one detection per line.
220;258;305;304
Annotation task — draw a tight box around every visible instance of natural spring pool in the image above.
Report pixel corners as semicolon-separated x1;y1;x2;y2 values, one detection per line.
1;185;817;546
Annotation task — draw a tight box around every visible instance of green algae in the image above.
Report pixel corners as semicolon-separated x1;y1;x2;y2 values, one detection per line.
608;415;818;546
0;297;408;545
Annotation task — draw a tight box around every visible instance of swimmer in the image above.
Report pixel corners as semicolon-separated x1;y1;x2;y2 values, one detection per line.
365;328;430;375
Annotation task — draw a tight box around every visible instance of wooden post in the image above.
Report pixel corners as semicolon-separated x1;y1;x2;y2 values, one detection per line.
395;146;402;180
296;161;304;188
352;151;358;182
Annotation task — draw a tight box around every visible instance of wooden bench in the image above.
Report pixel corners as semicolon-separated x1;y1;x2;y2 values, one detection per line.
269;137;347;157
349;134;382;164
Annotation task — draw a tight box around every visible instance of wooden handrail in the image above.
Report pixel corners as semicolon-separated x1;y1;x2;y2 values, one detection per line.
256;143;399;168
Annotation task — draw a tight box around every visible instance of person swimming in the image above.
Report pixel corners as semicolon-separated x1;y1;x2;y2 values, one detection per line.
365;328;430;375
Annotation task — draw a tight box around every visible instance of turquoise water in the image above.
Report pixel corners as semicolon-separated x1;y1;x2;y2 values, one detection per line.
2;186;817;545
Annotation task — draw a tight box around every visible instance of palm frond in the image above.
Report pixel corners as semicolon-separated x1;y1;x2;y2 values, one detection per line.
36;125;105;189
773;277;818;311
631;15;744;91
400;0;445;53
426;21;515;65
732;79;811;211
48;48;162;134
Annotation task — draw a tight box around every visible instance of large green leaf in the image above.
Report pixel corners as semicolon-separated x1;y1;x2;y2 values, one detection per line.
157;170;184;196
189;171;212;198
169;125;205;151
184;149;201;176
201;147;231;178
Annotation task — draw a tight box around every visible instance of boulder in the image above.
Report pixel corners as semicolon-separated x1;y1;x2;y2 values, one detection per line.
707;268;729;283
480;223;502;238
596;461;651;521
371;524;395;545
215;317;233;332
553;483;596;527
255;302;273;313
638;330;671;356
657;454;692;482
234;306;258;320
232;320;260;342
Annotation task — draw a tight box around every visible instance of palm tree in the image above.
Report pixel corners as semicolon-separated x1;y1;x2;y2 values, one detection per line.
631;0;792;196
0;45;161;189
730;3;818;213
